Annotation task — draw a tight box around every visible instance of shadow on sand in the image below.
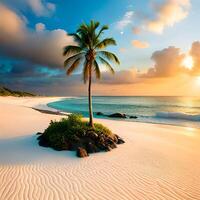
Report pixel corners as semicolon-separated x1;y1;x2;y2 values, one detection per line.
0;134;76;165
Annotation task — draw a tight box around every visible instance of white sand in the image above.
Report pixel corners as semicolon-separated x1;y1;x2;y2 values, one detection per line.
0;97;200;200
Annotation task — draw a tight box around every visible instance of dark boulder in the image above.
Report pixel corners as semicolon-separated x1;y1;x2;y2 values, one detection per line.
108;113;127;118
129;116;138;119
106;138;117;149
76;147;89;158
117;138;125;144
85;131;98;140
37;135;42;140
86;142;100;153
69;141;83;151
96;112;104;116
104;146;112;152
38;137;49;147
36;132;42;135
108;134;118;143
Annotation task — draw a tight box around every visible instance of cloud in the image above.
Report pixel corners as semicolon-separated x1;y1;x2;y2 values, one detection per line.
119;48;127;53
146;0;190;34
1;0;56;17
116;11;134;32
35;23;46;32
146;46;185;77
132;40;149;49
132;27;141;34
0;4;75;68
100;69;138;84
2;42;200;96
190;41;200;75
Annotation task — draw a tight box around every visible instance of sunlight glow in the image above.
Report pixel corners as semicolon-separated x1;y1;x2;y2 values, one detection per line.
195;76;200;86
182;55;194;70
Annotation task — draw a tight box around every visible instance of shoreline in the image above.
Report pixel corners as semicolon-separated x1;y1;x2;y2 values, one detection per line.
46;97;200;130
0;96;200;199
1;95;199;130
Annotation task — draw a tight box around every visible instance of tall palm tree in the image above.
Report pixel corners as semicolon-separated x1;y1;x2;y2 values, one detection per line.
63;21;120;127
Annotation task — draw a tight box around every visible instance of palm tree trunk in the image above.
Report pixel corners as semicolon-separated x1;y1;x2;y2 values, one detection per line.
88;65;94;127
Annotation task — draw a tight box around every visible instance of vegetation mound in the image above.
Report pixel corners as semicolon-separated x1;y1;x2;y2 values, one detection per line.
0;86;36;97
37;114;125;157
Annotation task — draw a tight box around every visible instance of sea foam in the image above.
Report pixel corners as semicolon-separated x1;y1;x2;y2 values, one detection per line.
156;112;200;121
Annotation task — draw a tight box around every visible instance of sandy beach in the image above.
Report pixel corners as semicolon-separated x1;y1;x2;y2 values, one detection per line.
0;96;200;200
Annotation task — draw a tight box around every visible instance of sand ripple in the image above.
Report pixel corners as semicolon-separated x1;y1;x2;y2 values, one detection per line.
0;146;200;200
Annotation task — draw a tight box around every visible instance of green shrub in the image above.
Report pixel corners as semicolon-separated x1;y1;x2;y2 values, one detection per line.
93;123;112;137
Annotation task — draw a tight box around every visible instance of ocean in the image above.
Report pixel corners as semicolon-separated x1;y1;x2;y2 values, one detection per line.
48;96;200;128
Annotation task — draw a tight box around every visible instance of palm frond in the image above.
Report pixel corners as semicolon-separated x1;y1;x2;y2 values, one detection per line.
93;60;101;79
95;38;116;49
91;20;100;30
98;57;115;74
64;53;84;68
68;33;86;47
63;45;83;56
66;57;82;76
96;25;109;39
97;51;120;65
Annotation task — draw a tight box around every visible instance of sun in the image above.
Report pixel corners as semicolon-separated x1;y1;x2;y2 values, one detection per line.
182;55;194;70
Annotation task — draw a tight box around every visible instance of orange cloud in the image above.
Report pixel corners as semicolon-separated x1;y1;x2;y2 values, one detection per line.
147;46;185;77
100;69;138;84
119;48;127;53
0;4;24;37
35;23;46;32
147;0;190;34
132;40;149;49
132;27;141;35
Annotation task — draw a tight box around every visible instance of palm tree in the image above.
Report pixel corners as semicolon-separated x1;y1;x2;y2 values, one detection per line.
63;21;120;127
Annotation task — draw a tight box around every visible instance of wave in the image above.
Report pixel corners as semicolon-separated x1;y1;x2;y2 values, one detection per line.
155;112;200;121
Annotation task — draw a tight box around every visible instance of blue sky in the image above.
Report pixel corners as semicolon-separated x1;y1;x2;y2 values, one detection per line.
0;0;200;96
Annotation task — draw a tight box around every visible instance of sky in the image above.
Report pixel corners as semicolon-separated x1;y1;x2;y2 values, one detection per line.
0;0;200;96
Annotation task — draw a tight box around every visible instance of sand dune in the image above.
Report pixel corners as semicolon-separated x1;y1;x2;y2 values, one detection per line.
0;97;200;200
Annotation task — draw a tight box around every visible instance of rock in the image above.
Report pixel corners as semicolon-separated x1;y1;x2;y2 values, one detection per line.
52;146;66;151
108;113;127;118
36;132;42;135
69;141;83;151
104;146;112;152
108;134;118;143
76;147;89;158
117;137;125;144
37;135;42;140
106;138;117;149
129;116;137;119
98;135;105;143
38;137;49;147
96;112;104;116
62;137;71;150
86;131;98;139
109;143;117;149
71;135;80;142
86;142;100;153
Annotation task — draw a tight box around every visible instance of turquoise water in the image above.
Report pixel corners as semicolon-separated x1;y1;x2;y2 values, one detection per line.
48;96;200;128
